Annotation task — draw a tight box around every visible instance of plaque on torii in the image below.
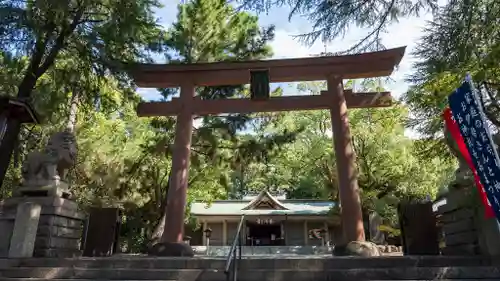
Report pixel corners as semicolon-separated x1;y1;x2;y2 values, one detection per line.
127;46;406;250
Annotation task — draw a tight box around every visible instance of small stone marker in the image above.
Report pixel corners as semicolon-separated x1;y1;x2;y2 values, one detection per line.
8;202;41;258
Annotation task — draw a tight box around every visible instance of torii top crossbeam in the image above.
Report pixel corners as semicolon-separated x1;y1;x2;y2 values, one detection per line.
129;47;405;88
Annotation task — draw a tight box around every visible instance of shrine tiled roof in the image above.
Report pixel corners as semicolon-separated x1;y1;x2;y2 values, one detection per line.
190;191;335;216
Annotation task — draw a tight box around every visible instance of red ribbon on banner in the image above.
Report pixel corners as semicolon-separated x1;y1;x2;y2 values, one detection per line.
443;107;495;218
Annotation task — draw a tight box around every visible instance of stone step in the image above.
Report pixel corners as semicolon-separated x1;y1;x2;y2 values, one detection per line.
1;267;500;280
2;256;498;270
0;277;177;281
192;245;404;256
192;246;335;256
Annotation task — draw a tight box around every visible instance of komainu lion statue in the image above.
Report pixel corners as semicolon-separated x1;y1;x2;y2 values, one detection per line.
21;131;77;187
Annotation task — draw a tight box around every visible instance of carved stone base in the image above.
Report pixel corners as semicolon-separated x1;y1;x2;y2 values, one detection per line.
13;182;71;199
333;241;381;257
0;197;84;258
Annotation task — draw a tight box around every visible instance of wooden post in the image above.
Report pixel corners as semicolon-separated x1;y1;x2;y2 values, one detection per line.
203;221;208;246
161;84;195;243
283;216;288;245
324;221;330;245
327;76;365;243
280;221;284;245
303;220;308;245
222;220;227;246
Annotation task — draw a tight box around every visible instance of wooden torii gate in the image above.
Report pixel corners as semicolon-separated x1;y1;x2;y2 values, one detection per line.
128;46;406;249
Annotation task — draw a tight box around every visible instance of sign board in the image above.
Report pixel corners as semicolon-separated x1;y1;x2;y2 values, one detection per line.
82;207;121;257
397;202;439;255
448;81;500;221
443;107;495;217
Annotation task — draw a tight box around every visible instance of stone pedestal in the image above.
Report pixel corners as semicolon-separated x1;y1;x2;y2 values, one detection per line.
436;186;500;256
0;196;85;258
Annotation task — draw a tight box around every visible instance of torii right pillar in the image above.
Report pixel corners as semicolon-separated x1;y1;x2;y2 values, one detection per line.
327;76;365;243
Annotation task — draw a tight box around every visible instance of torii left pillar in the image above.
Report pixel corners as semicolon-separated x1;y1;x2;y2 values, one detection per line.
160;84;195;250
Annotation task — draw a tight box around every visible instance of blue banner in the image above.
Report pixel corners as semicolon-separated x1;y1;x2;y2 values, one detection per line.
448;80;500;221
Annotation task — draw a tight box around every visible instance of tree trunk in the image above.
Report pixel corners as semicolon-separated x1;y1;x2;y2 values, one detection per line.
362;207;370;241
0;119;22;187
66;90;79;132
149;173;171;246
12;128;21;169
150;209;167;246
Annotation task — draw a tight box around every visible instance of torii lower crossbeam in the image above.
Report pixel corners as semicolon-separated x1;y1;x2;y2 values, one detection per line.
137;91;392;117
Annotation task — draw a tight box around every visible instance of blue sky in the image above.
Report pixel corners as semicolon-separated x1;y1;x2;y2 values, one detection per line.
137;0;437;102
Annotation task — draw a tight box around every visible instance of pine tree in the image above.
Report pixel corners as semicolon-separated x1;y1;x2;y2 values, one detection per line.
150;0;302;244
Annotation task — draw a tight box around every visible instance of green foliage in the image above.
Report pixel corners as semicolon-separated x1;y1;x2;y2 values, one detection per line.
0;0;163;252
0;0;163;95
403;0;500;158
166;0;274;63
0;0;164;196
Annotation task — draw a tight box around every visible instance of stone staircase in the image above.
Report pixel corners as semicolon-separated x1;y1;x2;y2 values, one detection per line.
1;255;500;281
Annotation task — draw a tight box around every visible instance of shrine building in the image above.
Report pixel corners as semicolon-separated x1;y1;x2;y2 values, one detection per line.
189;190;341;246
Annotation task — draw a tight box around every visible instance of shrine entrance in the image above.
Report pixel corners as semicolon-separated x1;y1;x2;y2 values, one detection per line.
127;47;406;252
246;220;283;246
